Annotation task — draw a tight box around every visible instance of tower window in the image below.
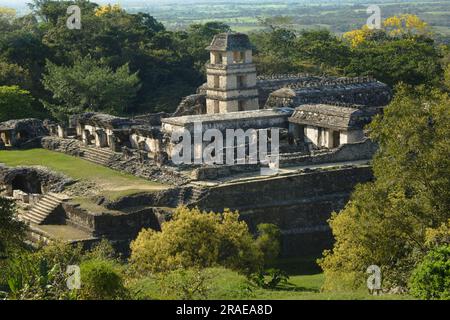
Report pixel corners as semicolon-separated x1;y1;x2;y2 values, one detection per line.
212;52;223;64
214;100;220;113
214;75;220;88
237;75;246;89
238;100;245;111
233;51;245;63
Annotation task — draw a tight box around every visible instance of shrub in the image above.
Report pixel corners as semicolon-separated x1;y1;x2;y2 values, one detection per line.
83;239;120;262
158;268;210;300
130;207;264;275
409;245;450;300
4;242;83;300
249;268;289;289
79;259;128;300
425;220;450;248
255;223;281;264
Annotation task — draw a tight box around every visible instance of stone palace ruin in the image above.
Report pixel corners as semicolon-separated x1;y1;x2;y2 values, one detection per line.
0;33;392;256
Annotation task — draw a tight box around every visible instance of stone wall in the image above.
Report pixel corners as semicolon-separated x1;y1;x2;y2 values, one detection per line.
194;165;374;256
190;164;260;180
0;165;74;195
277;139;377;167
62;202;164;240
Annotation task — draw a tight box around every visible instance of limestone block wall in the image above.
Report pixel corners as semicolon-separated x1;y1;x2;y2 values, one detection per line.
195;166;373;256
277;139;378;167
340;130;365;144
62;202;163;240
129;133;160;153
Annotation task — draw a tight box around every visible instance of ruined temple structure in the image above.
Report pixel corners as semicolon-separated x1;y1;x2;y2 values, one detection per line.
0;32;394;256
0;118;47;149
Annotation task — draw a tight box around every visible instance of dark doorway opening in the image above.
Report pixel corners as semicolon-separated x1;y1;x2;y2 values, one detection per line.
11;175;42;194
332;131;340;148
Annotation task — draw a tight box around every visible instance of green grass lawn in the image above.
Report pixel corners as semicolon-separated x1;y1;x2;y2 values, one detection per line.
128;268;413;300
0;149;168;198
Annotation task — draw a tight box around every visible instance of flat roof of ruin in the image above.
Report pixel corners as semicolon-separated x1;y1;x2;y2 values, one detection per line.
162;109;292;126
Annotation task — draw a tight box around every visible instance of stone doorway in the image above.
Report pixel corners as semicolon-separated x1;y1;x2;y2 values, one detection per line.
332;130;340;148
11;175;42;194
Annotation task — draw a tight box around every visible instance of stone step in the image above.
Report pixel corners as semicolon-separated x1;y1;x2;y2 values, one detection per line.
32;205;54;215
96;150;113;155
81;154;109;164
81;147;114;157
28;207;50;219
20;193;70;225
83;154;109;162
24;211;47;221
23;209;48;221
39;198;61;207
82;150;111;158
21;214;41;224
82;154;108;162
83;151;110;159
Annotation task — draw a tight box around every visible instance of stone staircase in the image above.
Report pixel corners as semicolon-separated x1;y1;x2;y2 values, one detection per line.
21;193;70;225
80;146;115;166
178;184;209;206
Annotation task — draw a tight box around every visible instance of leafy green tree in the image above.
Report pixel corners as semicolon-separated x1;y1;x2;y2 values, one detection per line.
444;64;450;91
0;197;26;258
251;29;350;75
0;7;16;32
42;56;141;119
0;86;36;122
295;29;351;73
345;36;442;87
319;85;450;290
0;59;32;88
409;245;450;300
130;207;264;275
29;0;97;25
250;28;299;74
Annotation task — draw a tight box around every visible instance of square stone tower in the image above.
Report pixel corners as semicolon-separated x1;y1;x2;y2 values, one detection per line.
205;33;259;114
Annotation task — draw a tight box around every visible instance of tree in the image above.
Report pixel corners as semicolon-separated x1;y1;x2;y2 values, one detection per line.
295;29;351;73
130;207;264;275
42;56;141;120
409;245;450;300
319;85;450;290
28;0;97;25
0;7;16;32
345;37;442;87
444;64;450;91
0;59;32;88
383;14;430;37
0;86;36;122
0;197;27;258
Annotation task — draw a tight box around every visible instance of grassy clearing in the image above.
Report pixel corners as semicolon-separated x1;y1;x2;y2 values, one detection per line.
0;149;168;198
128;268;413;300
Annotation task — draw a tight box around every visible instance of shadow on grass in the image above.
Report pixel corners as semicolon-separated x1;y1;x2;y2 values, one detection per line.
270;255;323;276
271;282;321;293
